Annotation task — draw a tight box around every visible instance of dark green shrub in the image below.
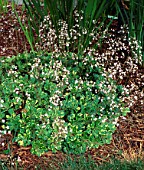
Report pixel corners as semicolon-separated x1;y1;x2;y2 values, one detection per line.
0;52;129;156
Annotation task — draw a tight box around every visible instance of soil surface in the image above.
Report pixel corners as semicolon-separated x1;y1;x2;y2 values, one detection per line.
0;3;144;170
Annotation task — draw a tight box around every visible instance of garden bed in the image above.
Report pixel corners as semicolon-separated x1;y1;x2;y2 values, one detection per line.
0;2;144;170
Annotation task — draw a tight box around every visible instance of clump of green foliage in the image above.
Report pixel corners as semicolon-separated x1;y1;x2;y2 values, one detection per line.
0;52;129;156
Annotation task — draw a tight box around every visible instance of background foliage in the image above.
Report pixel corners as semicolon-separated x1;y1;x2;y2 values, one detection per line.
16;0;143;65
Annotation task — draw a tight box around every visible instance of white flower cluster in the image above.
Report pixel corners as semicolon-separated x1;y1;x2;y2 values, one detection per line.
52;117;68;144
87;25;143;109
36;10;107;54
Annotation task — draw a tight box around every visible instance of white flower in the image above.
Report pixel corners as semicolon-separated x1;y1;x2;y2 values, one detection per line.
3;130;7;134
1;143;5;147
19;84;23;87
14;88;19;91
1;119;5;123
17;156;22;162
102;118;107;123
0;99;4;108
6;126;10;130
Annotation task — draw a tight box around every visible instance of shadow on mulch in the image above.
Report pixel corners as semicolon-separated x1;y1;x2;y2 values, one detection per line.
0;3;144;170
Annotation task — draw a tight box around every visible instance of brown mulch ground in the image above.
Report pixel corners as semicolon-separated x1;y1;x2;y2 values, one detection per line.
0;3;144;170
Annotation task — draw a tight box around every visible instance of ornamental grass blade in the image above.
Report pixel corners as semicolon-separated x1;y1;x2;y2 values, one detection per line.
44;0;60;35
23;0;49;35
128;0;144;66
80;0;115;53
12;3;35;52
